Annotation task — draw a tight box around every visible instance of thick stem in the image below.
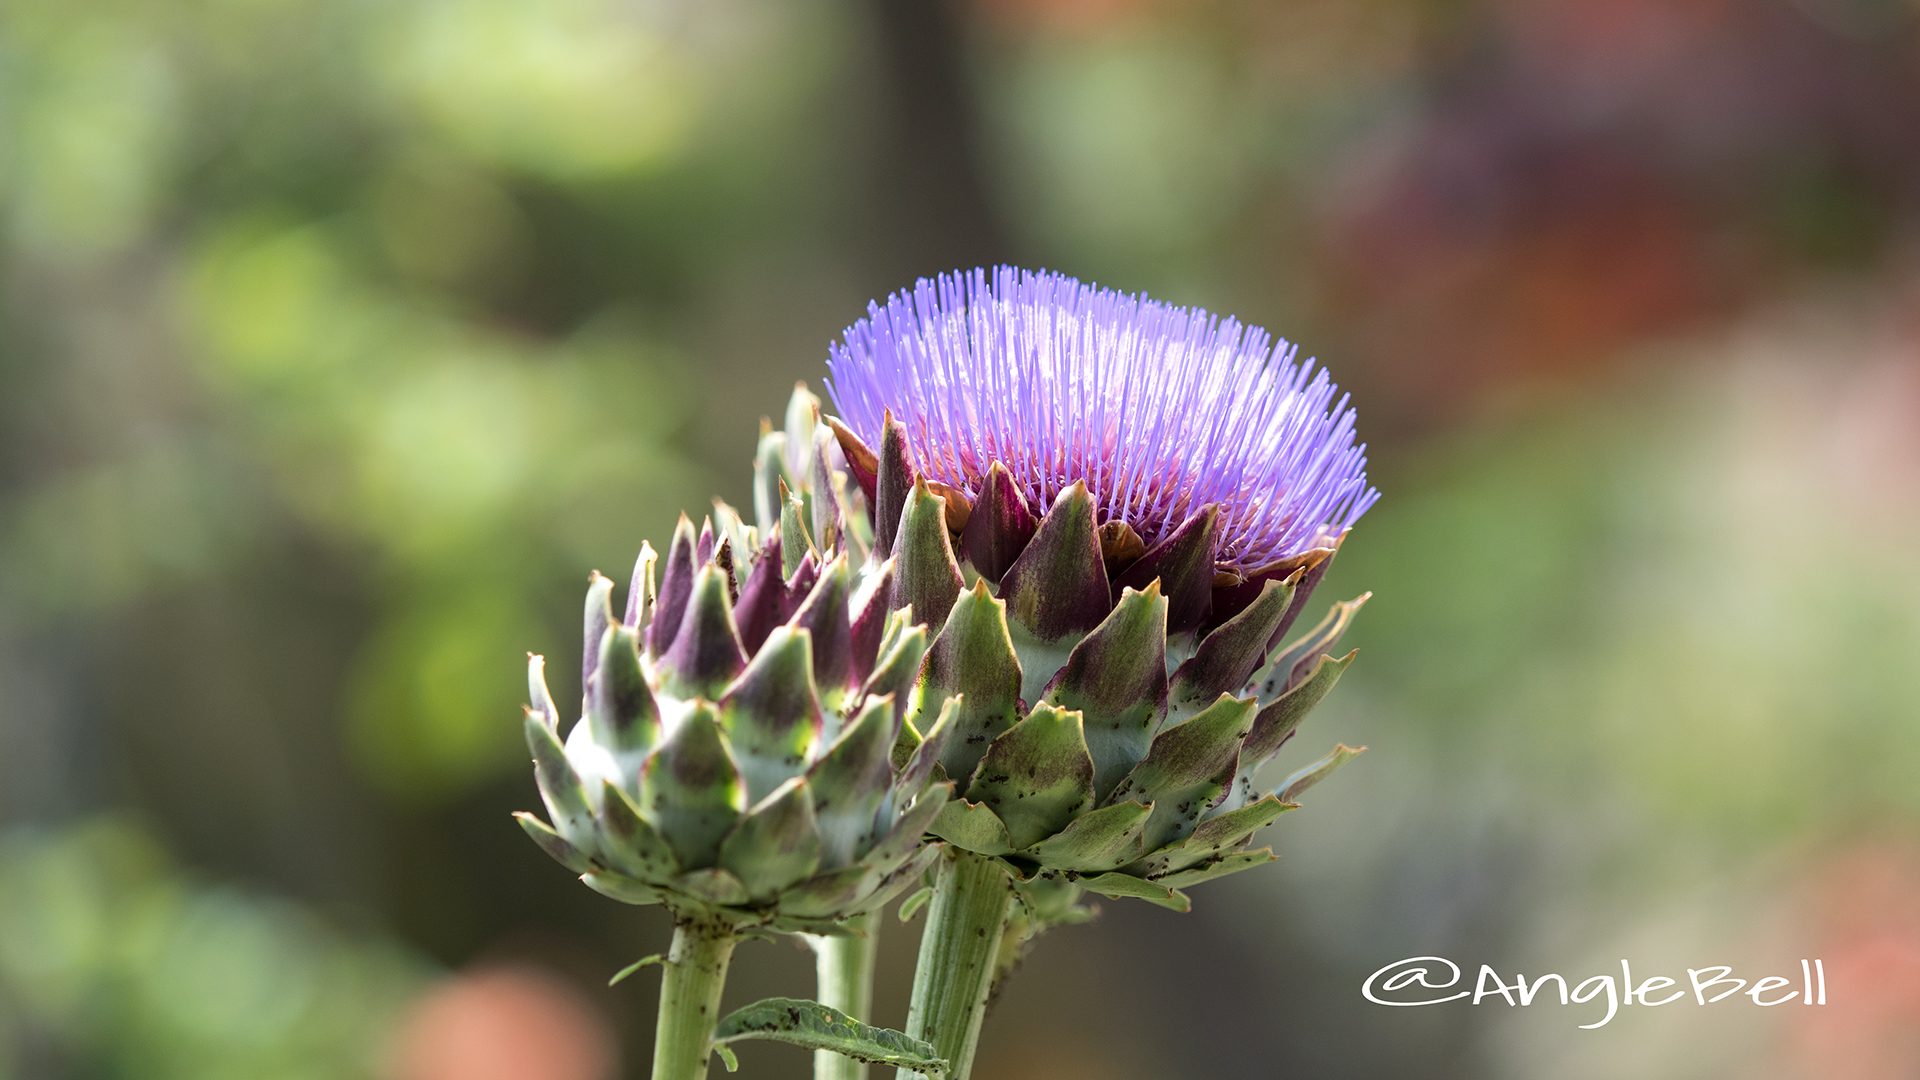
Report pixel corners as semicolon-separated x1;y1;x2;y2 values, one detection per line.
898;849;1014;1080
810;913;881;1080
652;918;739;1080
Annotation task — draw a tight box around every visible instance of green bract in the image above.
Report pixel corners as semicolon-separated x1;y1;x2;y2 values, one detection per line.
517;490;951;933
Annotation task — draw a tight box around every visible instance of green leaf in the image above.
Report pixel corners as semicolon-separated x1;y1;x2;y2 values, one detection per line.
871;416;917;558
781;485;815;578
865;783;952;867
607;954;663;986
965;704;1095;851
1113;505;1219;632
754;428;794;535
714;997;947;1073
957;461;1036;585
787;556;853;708
675;866;753;906
777;864;879;919
583;571;616;691
527;653;559;730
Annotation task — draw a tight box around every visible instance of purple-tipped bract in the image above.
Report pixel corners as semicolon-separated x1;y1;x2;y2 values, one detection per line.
824;266;1379;573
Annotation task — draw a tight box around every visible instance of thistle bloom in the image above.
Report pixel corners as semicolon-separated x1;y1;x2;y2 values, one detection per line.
826;265;1378;577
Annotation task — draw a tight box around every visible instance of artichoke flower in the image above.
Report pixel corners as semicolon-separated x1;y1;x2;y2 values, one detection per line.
803;266;1382;914
515;505;954;934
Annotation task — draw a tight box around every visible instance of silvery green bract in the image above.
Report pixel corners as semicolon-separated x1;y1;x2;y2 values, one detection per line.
516;430;953;931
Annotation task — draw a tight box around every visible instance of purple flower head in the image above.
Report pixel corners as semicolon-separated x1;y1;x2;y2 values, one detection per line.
824;266;1379;573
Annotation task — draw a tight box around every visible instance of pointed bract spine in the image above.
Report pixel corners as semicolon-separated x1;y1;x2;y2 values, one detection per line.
1041;584;1170;801
996;482;1112;644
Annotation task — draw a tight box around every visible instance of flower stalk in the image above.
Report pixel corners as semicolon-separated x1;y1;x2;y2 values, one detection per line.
810;915;880;1080
652;917;740;1080
897;849;1016;1080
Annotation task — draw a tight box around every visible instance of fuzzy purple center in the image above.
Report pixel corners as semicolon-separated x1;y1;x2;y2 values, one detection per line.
824;266;1378;571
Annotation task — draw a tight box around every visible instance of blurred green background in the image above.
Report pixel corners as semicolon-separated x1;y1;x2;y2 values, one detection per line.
4;0;1919;1076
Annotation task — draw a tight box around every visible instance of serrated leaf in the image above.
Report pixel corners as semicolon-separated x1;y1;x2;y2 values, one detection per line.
714;997;947;1073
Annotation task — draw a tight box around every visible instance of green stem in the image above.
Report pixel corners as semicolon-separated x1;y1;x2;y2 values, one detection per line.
652;918;739;1080
898;849;1014;1080
810;912;880;1080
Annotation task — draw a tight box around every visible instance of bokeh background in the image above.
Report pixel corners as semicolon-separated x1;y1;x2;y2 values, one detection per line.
4;0;1919;1076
